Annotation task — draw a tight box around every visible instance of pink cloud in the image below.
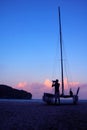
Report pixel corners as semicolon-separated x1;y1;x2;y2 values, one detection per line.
28;81;53;99
44;79;52;88
16;82;28;89
15;79;87;99
63;78;80;90
15;80;53;99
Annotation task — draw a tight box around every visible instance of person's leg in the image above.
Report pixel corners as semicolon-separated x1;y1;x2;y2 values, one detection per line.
58;93;60;104
55;93;57;104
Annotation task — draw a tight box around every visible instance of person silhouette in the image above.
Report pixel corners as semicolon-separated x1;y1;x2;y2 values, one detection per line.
52;79;60;104
69;88;73;96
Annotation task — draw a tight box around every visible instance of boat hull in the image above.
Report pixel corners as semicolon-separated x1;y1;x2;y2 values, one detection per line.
43;93;55;104
43;92;79;105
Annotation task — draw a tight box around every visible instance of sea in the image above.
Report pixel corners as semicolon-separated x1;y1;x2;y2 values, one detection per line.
0;99;87;104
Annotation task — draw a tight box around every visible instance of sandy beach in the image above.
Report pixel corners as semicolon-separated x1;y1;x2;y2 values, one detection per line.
0;100;87;130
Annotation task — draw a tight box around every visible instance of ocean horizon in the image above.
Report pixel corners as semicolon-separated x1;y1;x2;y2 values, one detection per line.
0;98;87;103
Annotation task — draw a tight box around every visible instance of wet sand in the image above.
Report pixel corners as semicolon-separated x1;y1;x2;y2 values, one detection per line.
0;100;87;130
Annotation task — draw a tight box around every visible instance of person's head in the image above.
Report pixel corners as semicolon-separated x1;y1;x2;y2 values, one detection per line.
56;79;59;83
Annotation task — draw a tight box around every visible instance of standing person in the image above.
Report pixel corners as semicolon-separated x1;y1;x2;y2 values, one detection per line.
52;79;60;104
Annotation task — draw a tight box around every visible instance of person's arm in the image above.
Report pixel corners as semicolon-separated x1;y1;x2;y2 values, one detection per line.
52;83;55;87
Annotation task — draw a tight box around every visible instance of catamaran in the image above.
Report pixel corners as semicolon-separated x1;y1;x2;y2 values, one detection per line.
43;7;80;105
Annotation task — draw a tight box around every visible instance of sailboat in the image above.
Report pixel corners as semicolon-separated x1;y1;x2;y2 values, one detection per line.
43;7;80;105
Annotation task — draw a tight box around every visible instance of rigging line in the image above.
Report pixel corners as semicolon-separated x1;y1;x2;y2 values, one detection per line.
52;7;73;91
64;60;70;89
63;39;73;79
51;40;60;80
61;37;74;89
61;38;70;90
58;7;74;89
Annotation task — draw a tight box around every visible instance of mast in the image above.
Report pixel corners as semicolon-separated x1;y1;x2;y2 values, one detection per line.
58;7;64;95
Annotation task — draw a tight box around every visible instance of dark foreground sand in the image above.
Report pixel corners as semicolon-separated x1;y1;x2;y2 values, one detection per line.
0;100;87;130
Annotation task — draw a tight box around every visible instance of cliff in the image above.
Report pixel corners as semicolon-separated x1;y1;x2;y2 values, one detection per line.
0;84;32;99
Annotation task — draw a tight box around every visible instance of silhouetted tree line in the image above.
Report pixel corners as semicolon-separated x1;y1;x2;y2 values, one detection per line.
0;84;32;99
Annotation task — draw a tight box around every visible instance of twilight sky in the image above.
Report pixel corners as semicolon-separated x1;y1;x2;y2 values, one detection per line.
0;0;87;99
